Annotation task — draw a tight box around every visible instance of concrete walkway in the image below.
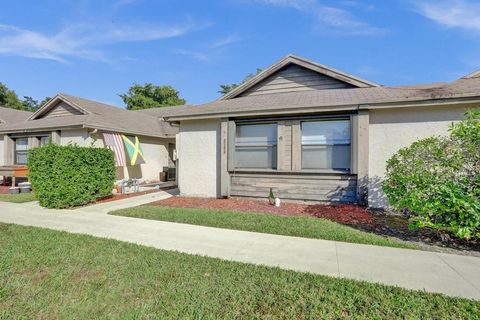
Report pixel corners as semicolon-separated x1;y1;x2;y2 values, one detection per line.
1;192;480;301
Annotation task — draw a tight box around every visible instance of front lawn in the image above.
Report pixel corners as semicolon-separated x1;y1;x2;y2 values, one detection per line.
0;224;477;319
0;192;36;203
111;205;417;249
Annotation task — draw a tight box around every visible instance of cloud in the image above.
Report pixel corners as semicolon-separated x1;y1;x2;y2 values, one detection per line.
254;0;386;35
174;33;241;63
415;0;480;32
0;19;201;63
210;34;241;48
174;49;210;62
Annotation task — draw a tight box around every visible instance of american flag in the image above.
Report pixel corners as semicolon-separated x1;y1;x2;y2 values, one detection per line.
103;132;126;167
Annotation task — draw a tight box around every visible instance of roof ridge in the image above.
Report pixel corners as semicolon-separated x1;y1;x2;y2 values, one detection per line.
219;54;380;100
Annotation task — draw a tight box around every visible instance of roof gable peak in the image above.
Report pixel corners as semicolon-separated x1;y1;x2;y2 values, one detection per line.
28;93;90;120
220;54;380;100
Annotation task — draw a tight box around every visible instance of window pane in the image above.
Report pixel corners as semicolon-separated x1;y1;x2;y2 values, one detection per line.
235;123;277;169
39;136;50;146
302;145;350;170
236;124;277;146
15;138;28;151
302;120;350;145
235;146;277;169
16;151;28;165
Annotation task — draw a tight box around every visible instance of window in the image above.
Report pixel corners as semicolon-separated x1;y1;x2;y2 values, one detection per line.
235;123;277;169
39;136;50;146
301;120;351;170
14;138;28;165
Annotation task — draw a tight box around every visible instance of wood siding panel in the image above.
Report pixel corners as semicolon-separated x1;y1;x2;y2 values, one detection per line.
41;101;83;119
240;64;355;97
230;172;357;203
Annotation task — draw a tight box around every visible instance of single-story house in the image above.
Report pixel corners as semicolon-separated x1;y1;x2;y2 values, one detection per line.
0;93;178;183
160;54;480;208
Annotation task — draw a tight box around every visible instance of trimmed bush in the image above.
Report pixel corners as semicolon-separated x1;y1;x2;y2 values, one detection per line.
28;144;116;209
383;110;480;240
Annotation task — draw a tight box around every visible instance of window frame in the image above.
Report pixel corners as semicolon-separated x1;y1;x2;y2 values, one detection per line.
233;122;278;170
14;137;29;165
300;118;352;173
38;135;51;147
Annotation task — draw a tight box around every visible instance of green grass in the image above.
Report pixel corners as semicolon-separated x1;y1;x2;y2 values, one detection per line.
0;224;477;319
0;192;36;203
111;205;417;249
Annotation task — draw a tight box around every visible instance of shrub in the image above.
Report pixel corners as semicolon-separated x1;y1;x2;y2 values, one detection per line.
382;110;480;240
28;144;116;209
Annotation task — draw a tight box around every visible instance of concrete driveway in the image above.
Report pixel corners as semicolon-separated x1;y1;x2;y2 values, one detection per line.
0;190;479;301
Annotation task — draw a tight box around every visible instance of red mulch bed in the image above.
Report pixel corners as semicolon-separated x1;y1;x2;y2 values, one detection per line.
151;196;480;252
152;196;375;225
0;186;10;194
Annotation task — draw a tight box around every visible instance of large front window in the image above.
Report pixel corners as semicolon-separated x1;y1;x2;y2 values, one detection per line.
301;119;351;171
14;138;28;165
235;123;277;169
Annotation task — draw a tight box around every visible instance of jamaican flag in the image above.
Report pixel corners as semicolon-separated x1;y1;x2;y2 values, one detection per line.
121;135;145;166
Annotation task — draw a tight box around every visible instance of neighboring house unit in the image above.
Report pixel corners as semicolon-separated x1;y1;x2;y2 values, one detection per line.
160;54;480;208
0;94;178;182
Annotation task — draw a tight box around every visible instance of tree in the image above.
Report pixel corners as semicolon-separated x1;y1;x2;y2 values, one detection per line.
0;82;23;110
39;96;52;108
0;82;50;112
22;96;39;111
120;83;186;110
219;68;263;95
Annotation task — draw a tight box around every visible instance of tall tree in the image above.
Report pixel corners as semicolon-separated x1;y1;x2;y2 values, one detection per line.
120;83;186;110
22;96;39;111
219;68;263;95
0;82;23;110
0;82;50;112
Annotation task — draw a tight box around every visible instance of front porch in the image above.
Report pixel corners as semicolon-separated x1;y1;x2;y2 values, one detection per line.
0;165;29;187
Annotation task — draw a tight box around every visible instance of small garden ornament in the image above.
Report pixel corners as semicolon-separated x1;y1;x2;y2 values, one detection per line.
268;188;275;205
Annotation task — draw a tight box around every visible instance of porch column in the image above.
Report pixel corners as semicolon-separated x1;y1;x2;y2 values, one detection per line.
352;110;369;205
220;118;231;197
4;135;14;165
51;131;61;144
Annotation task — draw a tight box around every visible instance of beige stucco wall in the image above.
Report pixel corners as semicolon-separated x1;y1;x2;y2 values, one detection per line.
118;136;174;182
60;129;92;145
177;119;220;198
368;105;469;208
59;129;172;182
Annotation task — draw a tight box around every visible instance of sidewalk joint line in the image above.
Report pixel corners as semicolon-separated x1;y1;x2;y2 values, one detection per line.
436;253;480;293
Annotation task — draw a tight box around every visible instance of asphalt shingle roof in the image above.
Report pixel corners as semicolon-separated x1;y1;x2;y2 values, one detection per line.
0;107;32;125
160;78;480;120
0;94;178;137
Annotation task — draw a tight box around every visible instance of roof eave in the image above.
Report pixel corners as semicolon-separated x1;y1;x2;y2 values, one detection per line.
164;96;480;121
0;124;84;134
82;124;175;139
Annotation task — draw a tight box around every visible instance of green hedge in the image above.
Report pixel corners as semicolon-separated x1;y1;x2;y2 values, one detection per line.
383;110;480;240
28;144;116;209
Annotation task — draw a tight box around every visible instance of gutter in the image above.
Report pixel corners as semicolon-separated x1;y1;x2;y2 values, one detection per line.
0;124;84;134
82;124;175;139
162;96;480;122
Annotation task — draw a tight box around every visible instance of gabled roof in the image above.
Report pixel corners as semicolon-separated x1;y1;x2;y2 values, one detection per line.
462;70;480;79
161;77;480;121
0;93;178;137
220;54;381;100
0;107;32;125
